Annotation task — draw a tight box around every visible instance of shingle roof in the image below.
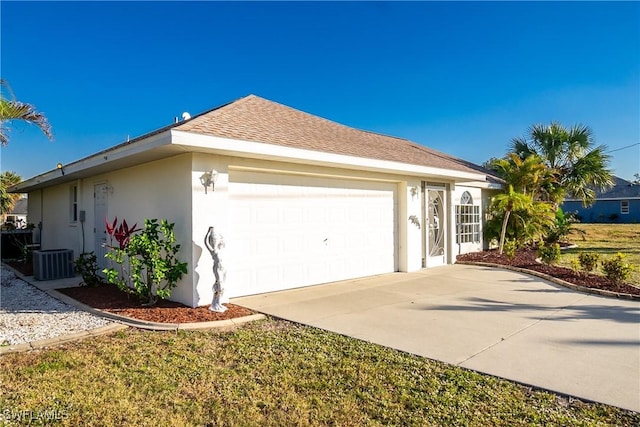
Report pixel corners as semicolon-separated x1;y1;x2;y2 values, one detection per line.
593;176;640;199
10;198;27;214
175;95;494;178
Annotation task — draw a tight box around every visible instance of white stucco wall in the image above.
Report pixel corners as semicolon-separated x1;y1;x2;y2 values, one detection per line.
189;154;431;305
191;153;231;306
30;183;83;253
29;154;195;306
29;147;494;306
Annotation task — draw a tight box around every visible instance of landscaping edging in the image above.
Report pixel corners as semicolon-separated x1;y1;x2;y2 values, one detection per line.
457;261;640;301
0;323;129;355
47;289;267;331
1;262;267;354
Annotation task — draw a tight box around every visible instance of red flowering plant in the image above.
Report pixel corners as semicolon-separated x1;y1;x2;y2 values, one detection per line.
103;217;187;306
105;217;140;249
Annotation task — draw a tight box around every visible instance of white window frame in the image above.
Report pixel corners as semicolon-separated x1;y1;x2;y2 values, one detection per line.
69;184;78;223
620;200;629;215
456;191;480;244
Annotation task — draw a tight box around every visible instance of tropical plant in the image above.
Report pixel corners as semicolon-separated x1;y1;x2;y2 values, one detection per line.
578;252;600;273
105;217;140;249
545;208;585;244
510;122;613;207
103;218;188;306
488;185;555;254
601;253;635;286
1;171;22;215
537;243;560;265
0;79;52;146
486;153;561;202
503;239;517;260
75;252;102;287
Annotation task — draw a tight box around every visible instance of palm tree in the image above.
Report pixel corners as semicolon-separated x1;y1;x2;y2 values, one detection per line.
1;171;23;215
492;185;534;255
510;122;613;207
0;79;52;146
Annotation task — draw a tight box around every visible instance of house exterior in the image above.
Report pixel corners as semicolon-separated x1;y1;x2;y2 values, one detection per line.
562;176;640;223
10;95;501;307
2;197;28;229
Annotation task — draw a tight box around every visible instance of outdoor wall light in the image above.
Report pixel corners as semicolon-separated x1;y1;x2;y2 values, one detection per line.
56;163;65;176
200;169;218;194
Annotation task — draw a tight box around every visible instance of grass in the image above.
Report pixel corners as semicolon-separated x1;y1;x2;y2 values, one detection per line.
558;223;640;285
1;320;638;426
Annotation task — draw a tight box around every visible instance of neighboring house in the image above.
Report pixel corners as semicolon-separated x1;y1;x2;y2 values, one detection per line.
562;176;640;223
2;197;28;228
10;95;501;307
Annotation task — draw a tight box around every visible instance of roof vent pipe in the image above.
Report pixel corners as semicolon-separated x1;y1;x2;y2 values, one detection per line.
182;112;191;121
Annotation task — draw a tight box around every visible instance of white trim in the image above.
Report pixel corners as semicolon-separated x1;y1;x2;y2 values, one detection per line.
228;165;401;184
564;197;640;202
10;131;173;192
11;126;494;193
621;199;630;214
171;130;487;183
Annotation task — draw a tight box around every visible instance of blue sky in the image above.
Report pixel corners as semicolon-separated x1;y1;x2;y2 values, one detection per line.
2;1;639;181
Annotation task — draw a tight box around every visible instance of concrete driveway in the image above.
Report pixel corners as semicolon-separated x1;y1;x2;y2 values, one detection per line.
232;264;640;412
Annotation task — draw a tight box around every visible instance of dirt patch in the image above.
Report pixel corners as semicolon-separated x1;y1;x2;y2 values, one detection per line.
457;249;640;296
58;285;255;324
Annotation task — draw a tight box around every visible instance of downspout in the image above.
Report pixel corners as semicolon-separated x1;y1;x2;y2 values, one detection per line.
39;188;44;247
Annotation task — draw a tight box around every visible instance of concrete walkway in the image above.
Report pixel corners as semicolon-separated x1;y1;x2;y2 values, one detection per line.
232;264;640;412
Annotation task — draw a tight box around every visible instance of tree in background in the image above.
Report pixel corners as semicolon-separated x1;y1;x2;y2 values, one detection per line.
1;171;23;215
510;122;613;207
0;79;52;146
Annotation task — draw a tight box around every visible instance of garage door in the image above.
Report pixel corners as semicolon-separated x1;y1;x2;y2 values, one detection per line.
227;170;397;297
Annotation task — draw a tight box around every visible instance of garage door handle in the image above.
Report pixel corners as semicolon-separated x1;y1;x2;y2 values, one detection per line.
324;238;328;245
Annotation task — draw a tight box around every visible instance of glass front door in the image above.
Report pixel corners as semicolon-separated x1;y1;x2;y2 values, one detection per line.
426;188;446;267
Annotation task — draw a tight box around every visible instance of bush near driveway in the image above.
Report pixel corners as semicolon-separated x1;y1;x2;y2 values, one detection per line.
558;224;640;285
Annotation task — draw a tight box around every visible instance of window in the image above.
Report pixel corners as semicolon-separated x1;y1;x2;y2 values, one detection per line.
69;185;78;222
456;191;480;244
621;200;629;215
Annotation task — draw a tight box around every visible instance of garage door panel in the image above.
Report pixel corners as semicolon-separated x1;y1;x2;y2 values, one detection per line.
228;171;396;297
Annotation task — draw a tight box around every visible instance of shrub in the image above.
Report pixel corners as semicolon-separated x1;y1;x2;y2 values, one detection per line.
570;259;580;274
504;239;517;260
601;253;635;286
104;218;188;306
545;208;585;244
537;243;560;265
578;252;600;273
75;252;101;287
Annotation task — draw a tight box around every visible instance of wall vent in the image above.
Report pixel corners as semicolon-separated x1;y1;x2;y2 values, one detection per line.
33;249;75;281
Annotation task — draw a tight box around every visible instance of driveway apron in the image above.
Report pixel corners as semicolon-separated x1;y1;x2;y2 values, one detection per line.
232;264;640;412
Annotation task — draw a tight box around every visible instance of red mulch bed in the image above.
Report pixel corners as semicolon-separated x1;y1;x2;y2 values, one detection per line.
58;285;255;324
5;260;33;276
457;248;640;296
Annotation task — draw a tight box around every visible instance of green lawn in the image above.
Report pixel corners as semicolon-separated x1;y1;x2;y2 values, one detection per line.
2;321;638;426
558;223;640;285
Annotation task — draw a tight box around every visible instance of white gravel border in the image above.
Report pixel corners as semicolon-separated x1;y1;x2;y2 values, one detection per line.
0;266;113;345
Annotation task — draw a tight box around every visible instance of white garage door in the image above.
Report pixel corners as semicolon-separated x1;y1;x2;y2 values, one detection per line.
227;170;397;297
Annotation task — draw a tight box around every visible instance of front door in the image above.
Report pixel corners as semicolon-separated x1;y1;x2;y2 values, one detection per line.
425;187;446;267
94;184;109;271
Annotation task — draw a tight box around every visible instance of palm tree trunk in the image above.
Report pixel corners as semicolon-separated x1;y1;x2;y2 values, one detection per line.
499;209;512;255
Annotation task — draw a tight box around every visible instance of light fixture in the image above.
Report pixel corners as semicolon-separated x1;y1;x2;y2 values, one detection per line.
56;163;65;176
199;169;218;194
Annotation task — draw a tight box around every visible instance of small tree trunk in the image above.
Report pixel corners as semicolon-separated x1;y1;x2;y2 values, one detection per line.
499;209;512;255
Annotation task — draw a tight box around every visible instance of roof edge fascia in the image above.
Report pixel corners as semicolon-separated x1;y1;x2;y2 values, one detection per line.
171;130;488;183
9;131;173;192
